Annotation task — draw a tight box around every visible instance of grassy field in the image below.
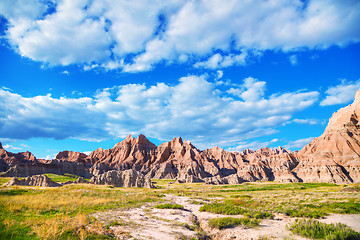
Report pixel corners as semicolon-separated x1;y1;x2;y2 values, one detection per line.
0;175;359;239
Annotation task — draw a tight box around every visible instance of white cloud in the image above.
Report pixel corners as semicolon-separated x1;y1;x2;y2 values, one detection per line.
62;70;69;75
194;51;248;69
287;118;319;125
0;0;359;71
289;55;298;65
230;138;279;152
216;70;223;80
3;144;22;150
0;75;319;148
320;79;360;106
284;137;315;150
45;153;57;160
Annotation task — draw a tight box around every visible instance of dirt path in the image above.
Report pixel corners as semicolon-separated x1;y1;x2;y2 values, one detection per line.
92;194;360;240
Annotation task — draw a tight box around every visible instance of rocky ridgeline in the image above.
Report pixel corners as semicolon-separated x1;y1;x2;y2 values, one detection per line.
5;175;61;187
5;170;154;188
1;90;360;184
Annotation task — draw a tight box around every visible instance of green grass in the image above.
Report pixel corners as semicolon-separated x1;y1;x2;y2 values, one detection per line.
155;203;185;210
44;173;85;183
208;217;260;229
0;180;359;239
0;184;161;239
288;219;360;239
200;202;246;215
0;177;11;185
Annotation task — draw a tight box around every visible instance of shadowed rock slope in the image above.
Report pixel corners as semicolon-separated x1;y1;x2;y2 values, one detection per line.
1;90;359;184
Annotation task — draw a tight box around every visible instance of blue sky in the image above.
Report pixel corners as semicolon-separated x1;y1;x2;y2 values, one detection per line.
0;0;359;159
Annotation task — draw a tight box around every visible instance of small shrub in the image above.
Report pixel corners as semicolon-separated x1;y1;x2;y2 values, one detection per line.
284;208;326;219
199;203;246;215
244;211;273;219
288;219;360;239
208;217;260;229
155;203;184;210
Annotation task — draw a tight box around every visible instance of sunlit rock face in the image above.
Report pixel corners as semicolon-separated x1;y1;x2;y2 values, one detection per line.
1;91;359;184
295;89;360;183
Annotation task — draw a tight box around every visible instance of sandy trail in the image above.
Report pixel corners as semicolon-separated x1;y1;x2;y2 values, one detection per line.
93;194;360;240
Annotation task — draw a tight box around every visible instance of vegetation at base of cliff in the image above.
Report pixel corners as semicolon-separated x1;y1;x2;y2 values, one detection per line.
45;173;90;183
155;203;184;210
288;219;360;239
208;217;260;229
0;180;359;239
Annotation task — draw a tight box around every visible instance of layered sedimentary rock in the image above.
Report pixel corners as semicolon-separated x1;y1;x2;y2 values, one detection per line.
294;89;360;183
1;90;359;184
89;169;154;188
5;174;61;187
56;151;88;163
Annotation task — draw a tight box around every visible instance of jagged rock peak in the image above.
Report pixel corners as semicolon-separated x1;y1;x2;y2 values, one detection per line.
56;151;87;162
171;137;183;145
324;89;360;134
241;149;254;155
113;134;157;150
275;146;288;154
0;142;2;149
136;134;154;145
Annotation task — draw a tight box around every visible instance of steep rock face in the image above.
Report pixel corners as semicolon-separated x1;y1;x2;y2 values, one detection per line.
56;151;88;163
0;146;37;173
5;174;61;187
1;160;94;178
87;134;157;168
89;169;154;188
295;89;360;183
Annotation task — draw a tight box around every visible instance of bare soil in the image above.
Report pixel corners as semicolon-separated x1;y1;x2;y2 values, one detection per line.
93;194;360;240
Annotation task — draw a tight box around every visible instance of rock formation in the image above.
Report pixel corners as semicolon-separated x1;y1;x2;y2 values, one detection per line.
56;151;88;163
5;174;61;187
1;90;359;184
294;89;360;183
89;169;154;188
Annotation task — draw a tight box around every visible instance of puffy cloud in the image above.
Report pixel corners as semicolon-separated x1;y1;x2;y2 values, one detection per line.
0;75;319;148
320;79;360;106
194;51;248;69
0;0;359;71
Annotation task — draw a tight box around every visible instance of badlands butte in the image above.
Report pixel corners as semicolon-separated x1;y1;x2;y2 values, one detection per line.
1;89;360;186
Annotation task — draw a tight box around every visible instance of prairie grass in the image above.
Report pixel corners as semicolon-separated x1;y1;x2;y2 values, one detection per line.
208;217;260;229
0;179;359;239
45;173;85;183
288;219;360;239
0;183;161;239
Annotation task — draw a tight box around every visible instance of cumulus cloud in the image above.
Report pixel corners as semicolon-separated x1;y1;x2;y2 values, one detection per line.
320;79;360;106
0;0;359;71
0;75;319;148
194;51;248;69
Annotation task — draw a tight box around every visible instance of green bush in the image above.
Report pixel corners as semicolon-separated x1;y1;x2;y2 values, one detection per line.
155;203;184;210
284;208;326;219
208;217;260;229
199;203;246;215
288;219;360;239
244;211;273;219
